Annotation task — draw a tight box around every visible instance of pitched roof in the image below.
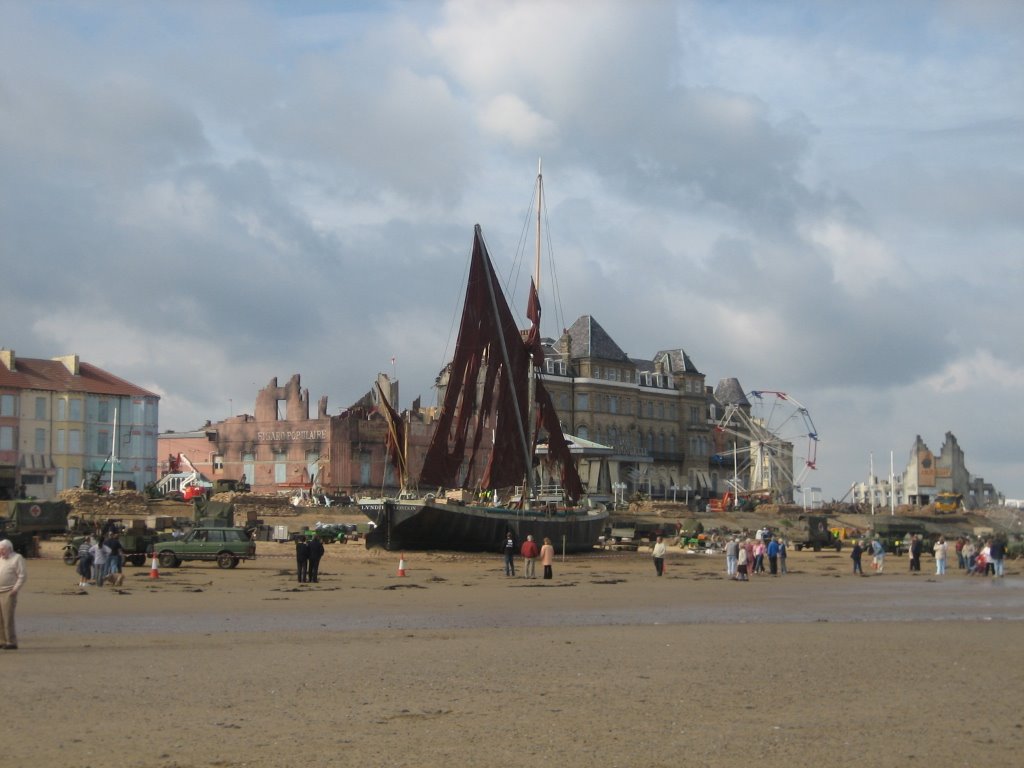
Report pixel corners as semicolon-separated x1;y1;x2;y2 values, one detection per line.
654;349;700;375
0;355;159;399
556;315;630;362
714;377;749;407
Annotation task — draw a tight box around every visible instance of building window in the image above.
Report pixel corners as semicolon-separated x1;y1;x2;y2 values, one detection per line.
56;429;65;452
305;450;319;484
35;428;46;453
56;467;65;493
575;393;589;410
274;451;287;483
97;431;109;455
0;426;13;450
0;394;14;417
57;399;66;420
69;399;82;420
669;433;676;453
646;401;654;418
577;425;589;440
35;397;46;420
213;454;224;471
360;452;372;486
593;366;601;379
69;429;81;453
276;400;287;420
242;453;255;486
68;467;81;488
609;396;618;414
658;403;665;420
98;400;109;422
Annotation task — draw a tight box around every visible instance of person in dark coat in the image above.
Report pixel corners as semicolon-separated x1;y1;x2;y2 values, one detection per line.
307;534;325;583
850;540;864;575
295;536;310;583
909;535;923;572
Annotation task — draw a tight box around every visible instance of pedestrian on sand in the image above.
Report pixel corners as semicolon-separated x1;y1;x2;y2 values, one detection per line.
89;537;111;588
736;544;749;581
76;536;94;587
0;539;27;649
744;538;755;578
520;535;539;578
724;537;739;577
955;536;966;570
778;537;788;574
933;536;947;575
503;531;516;577
851;540;864;575
910;535;923;572
104;531;123;582
989;537;1006;578
652;536;667;576
871;537;885;573
307;534;325;583
753;539;765;574
539;537;555;580
295;535;310;583
767;537;780;575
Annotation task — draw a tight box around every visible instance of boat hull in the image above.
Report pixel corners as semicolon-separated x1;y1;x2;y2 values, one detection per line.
359;498;608;553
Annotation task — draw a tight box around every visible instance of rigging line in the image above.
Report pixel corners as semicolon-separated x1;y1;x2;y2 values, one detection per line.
540;187;568;342
506;180;538;312
438;233;475;388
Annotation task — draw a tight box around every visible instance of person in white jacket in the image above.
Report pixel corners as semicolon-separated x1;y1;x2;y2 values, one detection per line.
652;536;667;576
0;539;27;649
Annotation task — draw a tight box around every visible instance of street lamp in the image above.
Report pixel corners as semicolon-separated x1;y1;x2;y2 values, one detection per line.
612;482;626;506
671;484;679;502
683;485;692;506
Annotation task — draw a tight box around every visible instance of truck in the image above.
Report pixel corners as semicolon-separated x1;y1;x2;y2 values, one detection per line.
149;526;256;569
793;515;843;552
0;500;71;555
934;492;964;514
871;519;933;556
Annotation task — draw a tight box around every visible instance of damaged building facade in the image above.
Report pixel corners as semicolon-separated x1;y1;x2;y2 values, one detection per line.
158;374;433;496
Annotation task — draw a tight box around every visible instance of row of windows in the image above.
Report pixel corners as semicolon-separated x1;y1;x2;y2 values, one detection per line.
572;392;690;421
0;393;153;424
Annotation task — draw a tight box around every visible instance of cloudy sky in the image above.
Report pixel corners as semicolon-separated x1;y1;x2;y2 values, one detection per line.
2;1;1022;500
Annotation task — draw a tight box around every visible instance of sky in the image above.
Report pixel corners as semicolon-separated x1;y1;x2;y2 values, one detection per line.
2;0;1022;501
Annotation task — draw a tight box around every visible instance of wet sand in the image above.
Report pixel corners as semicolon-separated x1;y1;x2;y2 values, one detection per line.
8;543;1023;767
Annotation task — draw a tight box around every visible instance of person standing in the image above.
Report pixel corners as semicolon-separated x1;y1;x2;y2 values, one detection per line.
871;536;885;573
736;544;749;581
539;537;555;580
851;540;864;575
104;532;124;583
767;537;780;575
520;535;539;579
778;537;788;575
724;537;738;578
89;537;111;588
963;538;977;572
910;535;923;573
307;534;325;583
652;536;667;576
503;531;516;577
933;536;947;575
295;535;310;583
955;537;966;570
76;536;94;587
989;537;1006;578
0;539;27;649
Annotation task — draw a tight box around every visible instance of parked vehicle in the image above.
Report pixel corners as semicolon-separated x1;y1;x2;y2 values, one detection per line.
149;527;256;569
793;515;842;552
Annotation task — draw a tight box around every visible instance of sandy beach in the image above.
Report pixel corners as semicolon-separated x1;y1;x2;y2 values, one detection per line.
7;540;1023;768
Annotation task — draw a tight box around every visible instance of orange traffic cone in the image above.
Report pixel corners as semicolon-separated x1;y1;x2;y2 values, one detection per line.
149;553;160;580
397;554;407;577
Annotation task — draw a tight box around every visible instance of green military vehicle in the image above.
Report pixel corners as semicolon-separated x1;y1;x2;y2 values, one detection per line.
0;500;72;556
792;515;842;552
871;519;933;556
63;526;163;568
150;526;256;569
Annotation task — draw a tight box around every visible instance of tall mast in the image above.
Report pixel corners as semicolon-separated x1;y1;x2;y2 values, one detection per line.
525;159;543;504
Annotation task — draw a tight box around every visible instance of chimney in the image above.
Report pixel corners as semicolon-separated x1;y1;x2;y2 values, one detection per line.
0;349;14;371
53;354;80;375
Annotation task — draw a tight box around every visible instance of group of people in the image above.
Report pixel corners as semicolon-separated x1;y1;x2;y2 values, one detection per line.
724;533;788;581
74;531;126;588
848;534;1008;577
294;534;326;583
510;533;555;579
